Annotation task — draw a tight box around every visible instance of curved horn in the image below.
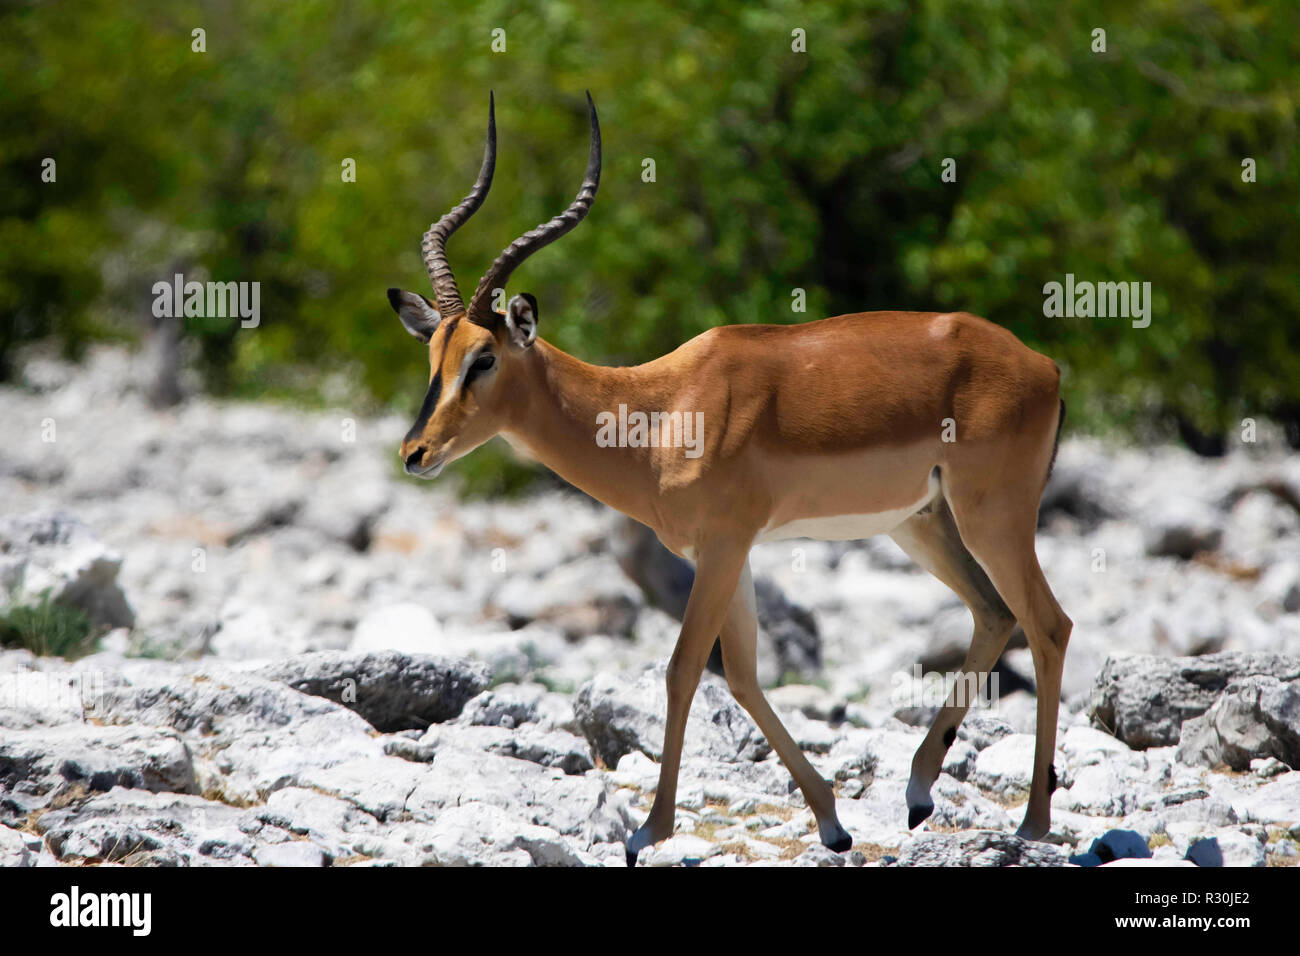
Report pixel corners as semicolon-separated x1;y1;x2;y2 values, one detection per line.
422;92;497;318
467;92;601;326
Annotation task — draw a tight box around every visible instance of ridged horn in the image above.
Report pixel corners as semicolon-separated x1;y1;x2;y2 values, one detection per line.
466;92;601;326
421;92;497;318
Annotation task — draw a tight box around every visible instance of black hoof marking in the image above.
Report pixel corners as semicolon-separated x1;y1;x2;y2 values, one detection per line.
1047;763;1058;794
942;726;956;748
827;833;853;853
908;803;934;829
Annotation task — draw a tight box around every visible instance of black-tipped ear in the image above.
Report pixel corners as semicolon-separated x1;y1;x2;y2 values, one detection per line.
504;293;539;349
388;288;442;343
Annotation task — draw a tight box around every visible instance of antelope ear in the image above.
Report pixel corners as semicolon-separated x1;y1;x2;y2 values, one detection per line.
387;288;442;343
505;293;539;349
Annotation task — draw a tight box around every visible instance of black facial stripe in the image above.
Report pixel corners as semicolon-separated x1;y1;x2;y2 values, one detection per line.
404;318;463;444
404;368;442;444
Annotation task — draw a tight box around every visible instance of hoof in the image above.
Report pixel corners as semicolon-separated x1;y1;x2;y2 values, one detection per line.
908;803;934;829
819;819;853;853
625;824;657;866
826;832;852;853
1015;818;1050;842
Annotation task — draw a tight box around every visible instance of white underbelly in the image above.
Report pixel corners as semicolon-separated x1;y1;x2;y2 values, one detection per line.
754;469;940;544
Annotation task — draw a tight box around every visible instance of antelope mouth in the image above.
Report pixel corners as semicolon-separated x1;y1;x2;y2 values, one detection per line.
406;453;447;479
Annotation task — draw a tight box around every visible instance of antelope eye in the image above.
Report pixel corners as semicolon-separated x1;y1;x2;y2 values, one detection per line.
465;352;496;385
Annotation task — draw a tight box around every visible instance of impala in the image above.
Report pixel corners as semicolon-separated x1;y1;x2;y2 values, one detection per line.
389;93;1072;862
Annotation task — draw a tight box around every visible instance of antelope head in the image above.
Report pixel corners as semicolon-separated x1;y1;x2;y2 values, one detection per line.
390;92;601;478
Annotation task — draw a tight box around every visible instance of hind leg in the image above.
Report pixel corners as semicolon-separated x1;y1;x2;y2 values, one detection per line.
890;497;1018;828
941;479;1072;839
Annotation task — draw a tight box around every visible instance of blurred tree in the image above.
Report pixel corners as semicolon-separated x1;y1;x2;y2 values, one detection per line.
1;0;1296;471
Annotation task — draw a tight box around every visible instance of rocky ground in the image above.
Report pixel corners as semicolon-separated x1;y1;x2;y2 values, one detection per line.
1;345;1298;867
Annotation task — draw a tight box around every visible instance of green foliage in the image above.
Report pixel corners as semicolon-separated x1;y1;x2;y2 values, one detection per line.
2;0;1297;454
0;591;97;660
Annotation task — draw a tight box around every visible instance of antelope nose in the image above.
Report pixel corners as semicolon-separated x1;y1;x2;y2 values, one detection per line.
403;447;424;473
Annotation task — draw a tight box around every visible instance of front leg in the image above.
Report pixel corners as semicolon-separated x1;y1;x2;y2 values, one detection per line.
626;541;749;865
719;563;851;851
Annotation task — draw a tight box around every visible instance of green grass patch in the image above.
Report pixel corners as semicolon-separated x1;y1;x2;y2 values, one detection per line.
0;591;98;660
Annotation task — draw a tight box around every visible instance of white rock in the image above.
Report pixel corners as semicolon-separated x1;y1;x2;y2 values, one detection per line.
1141;495;1223;559
1251;756;1287;778
1060;763;1144;817
1256;560;1300;615
254;841;329;867
637;834;717;866
1236;772;1300;824
793;843;846;866
611;750;660;790
352;602;443;654
574;662;769;767
972;734;1038;795
407;748;629;845
294;757;427;822
209;603;302;659
1061;725;1132;762
420;802;588;866
0;826;31;867
741;838;783;860
767;684;840;722
0;512;135;629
